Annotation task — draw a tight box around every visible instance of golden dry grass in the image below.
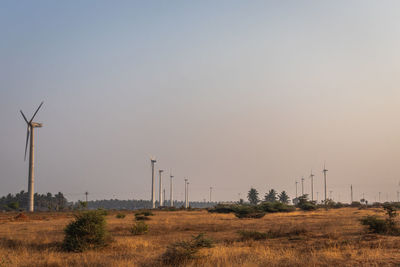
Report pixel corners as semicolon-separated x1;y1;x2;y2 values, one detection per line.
0;208;400;266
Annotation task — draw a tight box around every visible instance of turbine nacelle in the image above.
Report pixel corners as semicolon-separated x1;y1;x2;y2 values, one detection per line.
30;122;43;128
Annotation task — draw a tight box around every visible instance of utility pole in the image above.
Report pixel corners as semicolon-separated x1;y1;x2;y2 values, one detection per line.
350;185;353;203
159;169;164;207
310;171;314;201
295;181;298;198
301;177;304;196
170;174;174;207
323;163;328;205
151;159;156;208
209;187;212;202
184;178;188;208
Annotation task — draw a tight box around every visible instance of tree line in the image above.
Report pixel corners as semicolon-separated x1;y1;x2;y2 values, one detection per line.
247;188;290;205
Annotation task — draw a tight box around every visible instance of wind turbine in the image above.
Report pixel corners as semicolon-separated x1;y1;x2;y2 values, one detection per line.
150;158;156;208
301;177;304;196
310;170;315;201
323;162;328;204
170;172;174;207
295;181;298;198
20;102;44;212
159;169;164;207
184;178;188;208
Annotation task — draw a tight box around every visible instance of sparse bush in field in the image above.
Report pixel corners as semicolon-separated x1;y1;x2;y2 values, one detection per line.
350;201;362;207
96;208;108;216
237;230;267;241
130;221;148;235
259;202;295;213
297;195;317;211
208;204;238;214
266;226;308;238
134;210;154;221
360;203;400;235
116;213;126;219
234;206;265;219
63;210;110;252
360;216;388;234
162;233;214;265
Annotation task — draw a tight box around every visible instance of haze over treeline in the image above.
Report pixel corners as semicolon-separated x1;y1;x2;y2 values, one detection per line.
1;1;400;202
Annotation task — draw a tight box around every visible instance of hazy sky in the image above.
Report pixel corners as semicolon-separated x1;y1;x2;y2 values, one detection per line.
1;1;400;203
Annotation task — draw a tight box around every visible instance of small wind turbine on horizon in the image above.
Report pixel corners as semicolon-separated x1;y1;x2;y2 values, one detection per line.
159;169;164;207
323;162;328;204
310;170;315;201
301;177;304;196
170;172;174;207
150;157;156;209
20;102;44;212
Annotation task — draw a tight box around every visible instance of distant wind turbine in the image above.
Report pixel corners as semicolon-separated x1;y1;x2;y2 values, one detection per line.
150;157;156;208
170;172;174;207
323;162;328;204
20;102;44;212
310;170;315;201
159;169;164;207
301;177;304;196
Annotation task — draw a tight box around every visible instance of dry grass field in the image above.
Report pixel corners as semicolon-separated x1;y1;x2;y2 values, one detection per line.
1;208;400;266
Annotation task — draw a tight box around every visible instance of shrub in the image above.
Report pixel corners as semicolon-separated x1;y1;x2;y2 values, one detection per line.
360;216;388;234
234;206;265;219
259;202;295;213
296;195;317;211
208;204;238;214
63;211;110;252
266;226;308;238
130;221;148;235
350;201;362;207
238;230;267;241
116;213;126;219
360;204;400;235
162;234;214;265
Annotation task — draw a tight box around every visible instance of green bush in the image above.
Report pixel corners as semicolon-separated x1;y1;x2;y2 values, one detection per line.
237;230;267;241
116;213;126;219
259;202;295;213
360;204;400;235
208;204;238;214
162;234;214;265
130;221;148;235
360;216;388;234
63;211;110;252
234;206;265;219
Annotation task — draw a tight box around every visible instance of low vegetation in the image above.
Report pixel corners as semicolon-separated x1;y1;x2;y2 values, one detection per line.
360;203;400;235
63;210;111;252
162;233;214;265
130;221;148;235
115;213;126;219
237;230;268;241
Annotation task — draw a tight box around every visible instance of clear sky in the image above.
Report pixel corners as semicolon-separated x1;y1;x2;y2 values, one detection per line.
1;1;400;203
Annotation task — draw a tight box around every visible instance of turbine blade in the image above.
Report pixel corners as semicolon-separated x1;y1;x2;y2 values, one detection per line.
24;127;30;161
20;110;28;124
29;101;44;123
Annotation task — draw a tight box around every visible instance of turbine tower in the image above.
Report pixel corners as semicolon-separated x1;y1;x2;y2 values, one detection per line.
170;173;174;207
350;185;353;203
323;162;328;204
301;177;304;196
310;170;315;201
295;181;298;198
150;158;156;208
184;178;188;208
20;102;44;212
186;181;190;208
159;169;164;207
